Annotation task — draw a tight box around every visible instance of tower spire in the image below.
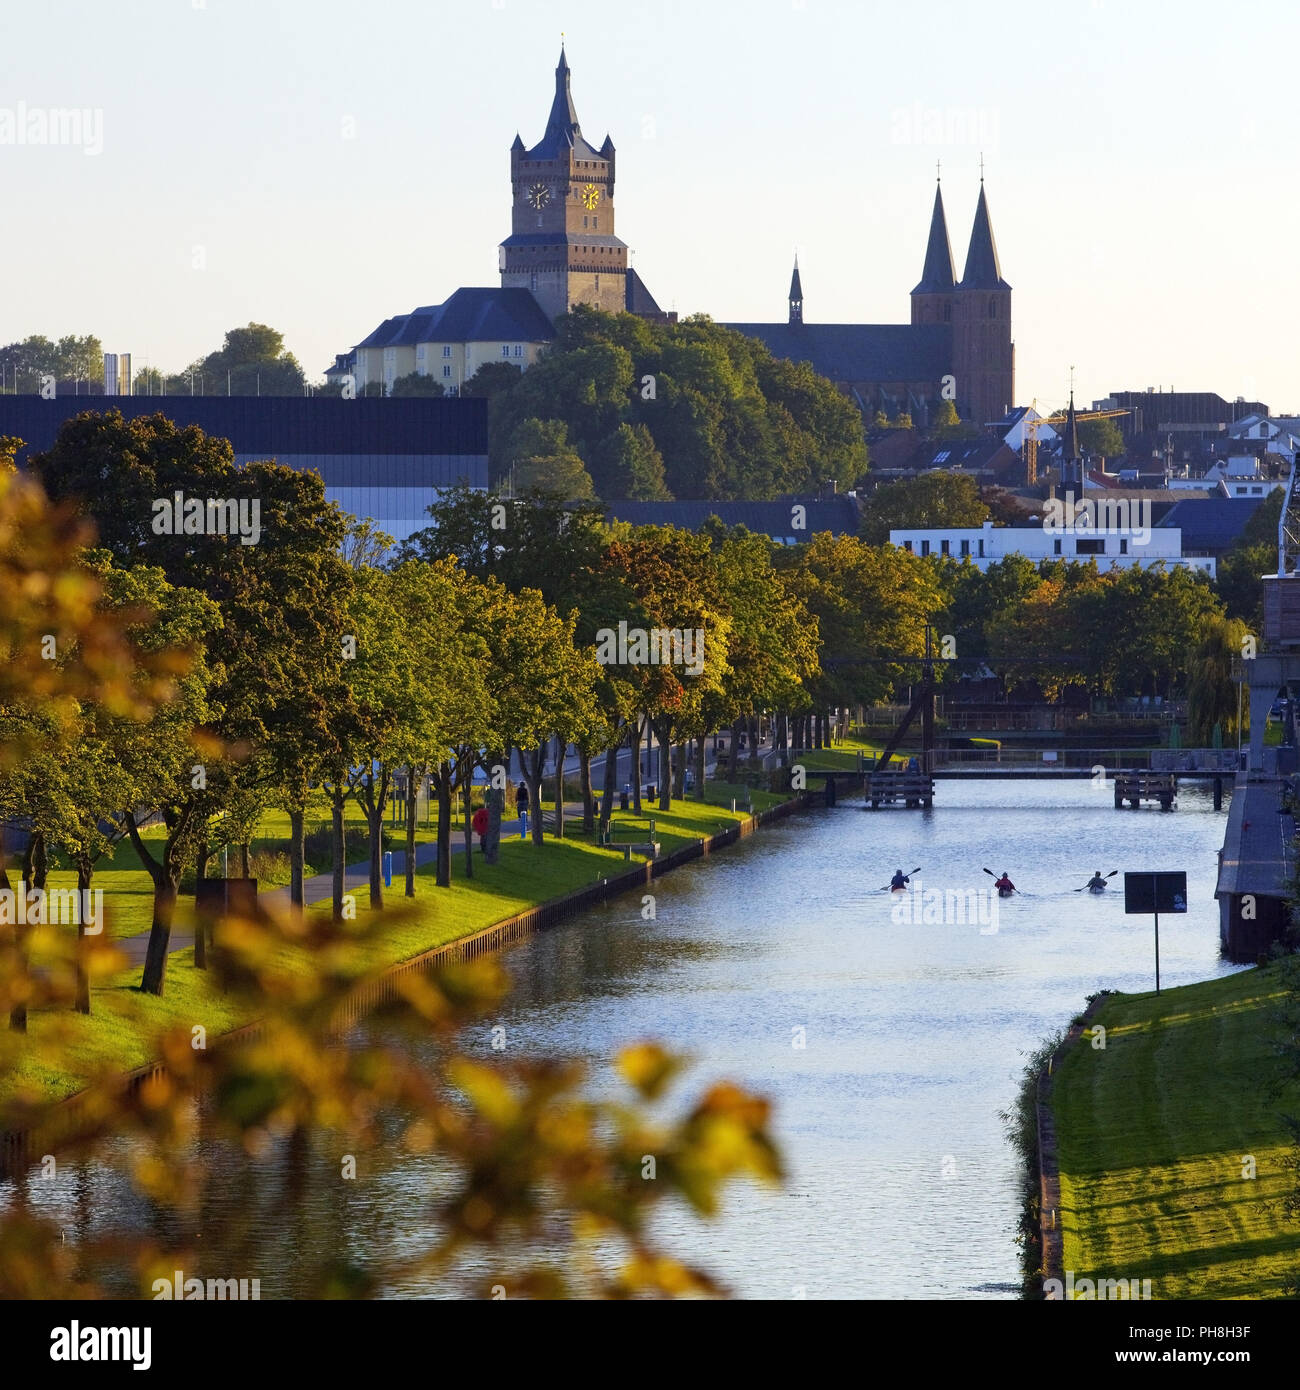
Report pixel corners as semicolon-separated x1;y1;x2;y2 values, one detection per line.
544;43;581;146
959;179;1009;290
913;181;955;294
789;254;803;324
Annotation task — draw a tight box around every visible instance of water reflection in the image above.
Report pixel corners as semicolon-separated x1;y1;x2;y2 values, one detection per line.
13;781;1241;1298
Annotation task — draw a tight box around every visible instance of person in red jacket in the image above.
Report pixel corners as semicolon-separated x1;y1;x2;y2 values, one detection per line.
472;803;489;852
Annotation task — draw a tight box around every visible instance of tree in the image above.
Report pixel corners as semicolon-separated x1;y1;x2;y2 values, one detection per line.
1078;417;1125;460
389;372;445;398
859;472;989;544
1187;615;1248;744
196;322;306;395
504;418;594;500
591;422;672;500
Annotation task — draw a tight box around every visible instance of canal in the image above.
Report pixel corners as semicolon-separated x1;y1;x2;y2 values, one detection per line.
21;780;1242;1298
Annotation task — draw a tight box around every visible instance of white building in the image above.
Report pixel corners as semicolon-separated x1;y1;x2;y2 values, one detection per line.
1226;414;1300;462
348;288;557;396
1167;454;1287;499
890;519;1215;578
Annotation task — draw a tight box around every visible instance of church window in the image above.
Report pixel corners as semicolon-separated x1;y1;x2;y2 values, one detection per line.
530;273;537;291
943;301;951;322
988;298;996;318
593;218;598;229
583;216;588;228
595;275;600;291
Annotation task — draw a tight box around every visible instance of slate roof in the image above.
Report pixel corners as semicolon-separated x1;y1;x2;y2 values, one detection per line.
525;47;607;161
913;183;956;294
356;289;557;349
723;322;952;383
959;184;1010;291
1155;497;1264;553
605;495;860;539
626;267;665;316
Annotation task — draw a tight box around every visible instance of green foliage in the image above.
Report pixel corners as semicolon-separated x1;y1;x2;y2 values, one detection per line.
859;471;989;544
389;371;445;397
483;306;866;500
0;334;103;388
1077;417;1125;459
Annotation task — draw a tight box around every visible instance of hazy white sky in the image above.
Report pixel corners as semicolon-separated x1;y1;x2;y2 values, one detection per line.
4;0;1297;414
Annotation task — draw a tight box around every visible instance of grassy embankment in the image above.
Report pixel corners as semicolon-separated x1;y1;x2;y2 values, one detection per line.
1050;963;1300;1299
4;783;785;1106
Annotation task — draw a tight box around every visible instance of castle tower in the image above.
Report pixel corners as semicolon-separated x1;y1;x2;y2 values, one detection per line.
789;256;804;324
910;179;955;327
953;179;1014;424
500;46;628;320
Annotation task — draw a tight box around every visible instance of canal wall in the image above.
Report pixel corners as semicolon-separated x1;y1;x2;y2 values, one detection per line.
0;792;815;1178
1034;993;1109;1297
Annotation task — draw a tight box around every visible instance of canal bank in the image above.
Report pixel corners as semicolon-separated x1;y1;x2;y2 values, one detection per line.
1042;963;1299;1299
0;790;815;1177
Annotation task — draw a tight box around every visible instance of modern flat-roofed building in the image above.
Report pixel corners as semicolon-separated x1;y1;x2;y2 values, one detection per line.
0;395;487;543
889;519;1215;577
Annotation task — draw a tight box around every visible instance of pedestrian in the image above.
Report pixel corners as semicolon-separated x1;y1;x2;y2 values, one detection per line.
515;780;529;837
472;803;489;852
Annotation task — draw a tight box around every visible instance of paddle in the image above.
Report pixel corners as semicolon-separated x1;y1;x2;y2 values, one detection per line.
1074;869;1119;892
983;866;1021;895
880;866;922;890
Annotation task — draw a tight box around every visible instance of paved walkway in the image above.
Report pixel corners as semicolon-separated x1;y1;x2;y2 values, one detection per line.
114;766;748;966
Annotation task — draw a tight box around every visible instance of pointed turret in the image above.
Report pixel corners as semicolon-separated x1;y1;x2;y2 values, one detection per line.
544;45;581;146
1063;393;1081;462
511;133;525;153
913;182;955;294
960;182;1010;290
789;256;804;324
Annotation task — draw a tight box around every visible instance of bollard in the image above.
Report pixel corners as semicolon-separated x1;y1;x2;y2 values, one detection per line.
520;810;528;839
383;850;392;888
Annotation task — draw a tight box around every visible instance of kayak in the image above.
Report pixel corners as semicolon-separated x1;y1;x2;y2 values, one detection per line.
1088;884;1106;894
997;887;1015;898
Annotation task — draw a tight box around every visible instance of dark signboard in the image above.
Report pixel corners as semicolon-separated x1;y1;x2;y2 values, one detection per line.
1124;871;1188;915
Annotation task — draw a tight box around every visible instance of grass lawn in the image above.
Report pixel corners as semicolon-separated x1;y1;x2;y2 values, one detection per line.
1050;964;1300;1299
3;787;776;1108
796;729;886;771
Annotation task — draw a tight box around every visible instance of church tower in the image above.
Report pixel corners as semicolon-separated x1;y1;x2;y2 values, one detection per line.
789;256;804;324
500;47;628;321
910;179;955;327
952;178;1014;424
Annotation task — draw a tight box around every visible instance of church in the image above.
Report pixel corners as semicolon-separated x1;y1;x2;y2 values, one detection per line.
339;49;1012;428
724;179;1015;427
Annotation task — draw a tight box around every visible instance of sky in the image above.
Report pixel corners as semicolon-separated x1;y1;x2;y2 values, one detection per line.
2;0;1297;414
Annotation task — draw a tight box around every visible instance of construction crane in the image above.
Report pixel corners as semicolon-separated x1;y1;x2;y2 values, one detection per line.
1020;404;1130;486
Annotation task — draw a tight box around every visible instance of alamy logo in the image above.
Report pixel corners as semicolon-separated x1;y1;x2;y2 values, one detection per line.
890;876;1000;933
0;103;104;155
1042;1270;1153;1300
0;886;103;930
1042;491;1151;545
151;491;262;545
152;1269;261;1299
49;1322;151;1369
594;620;705;676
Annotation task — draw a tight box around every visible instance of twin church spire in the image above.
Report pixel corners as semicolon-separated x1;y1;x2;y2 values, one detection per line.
788;175;1009;323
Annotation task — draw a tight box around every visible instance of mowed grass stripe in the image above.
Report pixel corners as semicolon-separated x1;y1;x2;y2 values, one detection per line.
1052;967;1298;1299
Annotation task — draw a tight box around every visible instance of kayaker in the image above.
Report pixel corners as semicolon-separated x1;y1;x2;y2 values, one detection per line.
1086;870;1107;892
994;872;1016;894
890;868;910;890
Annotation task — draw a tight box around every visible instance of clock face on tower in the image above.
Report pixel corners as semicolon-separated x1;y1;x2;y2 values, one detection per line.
527;182;551;210
581;183;600;210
